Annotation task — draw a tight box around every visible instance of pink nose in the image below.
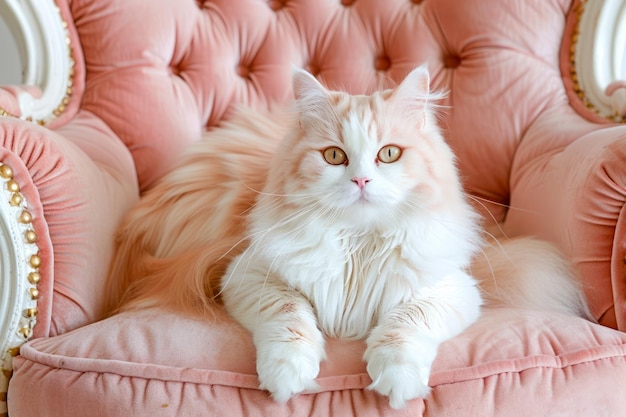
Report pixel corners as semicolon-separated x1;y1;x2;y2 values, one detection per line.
351;177;371;190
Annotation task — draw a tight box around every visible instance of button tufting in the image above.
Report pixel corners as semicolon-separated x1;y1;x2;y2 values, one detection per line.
374;56;391;71
269;0;285;11
237;65;251;79
443;54;461;69
306;63;320;77
170;65;181;77
341;0;355;6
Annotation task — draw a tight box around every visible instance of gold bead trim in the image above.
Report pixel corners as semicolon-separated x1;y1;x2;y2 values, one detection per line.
17;327;32;339
0;107;19;118
25;229;37;243
29;288;40;301
9;193;23;207
1;162;40;415
569;0;624;123
6;180;19;193
19;210;33;224
0;8;74;126
27;272;40;285
1;371;10;385
0;165;12;179
0;162;40;345
29;254;41;268
1;167;38;254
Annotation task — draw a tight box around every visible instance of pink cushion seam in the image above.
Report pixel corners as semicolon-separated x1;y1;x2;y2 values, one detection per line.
17;343;626;392
431;344;626;385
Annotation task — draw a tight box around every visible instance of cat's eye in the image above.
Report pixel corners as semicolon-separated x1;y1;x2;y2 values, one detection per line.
322;147;348;165
378;145;402;163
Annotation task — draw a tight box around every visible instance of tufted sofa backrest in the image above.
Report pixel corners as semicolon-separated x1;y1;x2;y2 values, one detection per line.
61;0;582;221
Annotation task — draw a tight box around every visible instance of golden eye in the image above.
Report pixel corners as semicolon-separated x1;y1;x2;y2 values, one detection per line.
378;145;402;163
322;147;348;165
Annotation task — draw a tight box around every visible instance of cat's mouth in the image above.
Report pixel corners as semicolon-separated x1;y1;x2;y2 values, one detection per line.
353;190;372;205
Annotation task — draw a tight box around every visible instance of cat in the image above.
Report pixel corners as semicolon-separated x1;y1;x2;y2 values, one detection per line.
105;66;591;409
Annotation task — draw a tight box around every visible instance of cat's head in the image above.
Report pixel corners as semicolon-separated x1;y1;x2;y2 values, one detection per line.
267;66;462;229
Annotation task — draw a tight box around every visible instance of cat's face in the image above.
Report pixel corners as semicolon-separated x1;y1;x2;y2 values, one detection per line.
273;67;459;228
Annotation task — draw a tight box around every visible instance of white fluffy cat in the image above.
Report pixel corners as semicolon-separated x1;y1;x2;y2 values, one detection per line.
107;66;591;409
219;67;589;408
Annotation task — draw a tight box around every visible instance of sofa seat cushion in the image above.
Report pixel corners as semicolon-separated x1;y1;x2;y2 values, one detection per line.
8;307;626;416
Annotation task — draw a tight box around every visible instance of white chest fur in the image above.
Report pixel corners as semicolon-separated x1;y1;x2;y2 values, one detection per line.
257;208;478;339
300;232;417;339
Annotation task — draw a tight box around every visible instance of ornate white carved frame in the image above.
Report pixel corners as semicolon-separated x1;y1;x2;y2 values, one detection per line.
0;0;72;412
0;0;624;413
575;0;626;122
0;0;74;123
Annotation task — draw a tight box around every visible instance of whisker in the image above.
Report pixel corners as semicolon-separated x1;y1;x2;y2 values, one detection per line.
240;187;316;218
219;202;322;295
241;181;316;199
465;193;541;215
250;202;329;318
471;246;500;295
462;194;508;238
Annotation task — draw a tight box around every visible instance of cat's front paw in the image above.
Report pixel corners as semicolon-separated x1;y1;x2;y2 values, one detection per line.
364;335;437;409
256;337;325;402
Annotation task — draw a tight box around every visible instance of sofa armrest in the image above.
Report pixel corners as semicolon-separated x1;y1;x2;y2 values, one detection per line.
505;109;626;330
0;158;40;413
0;111;139;407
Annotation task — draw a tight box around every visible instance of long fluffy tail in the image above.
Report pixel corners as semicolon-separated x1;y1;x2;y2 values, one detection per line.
103;108;287;316
105;237;243;315
102;174;252;316
471;236;593;320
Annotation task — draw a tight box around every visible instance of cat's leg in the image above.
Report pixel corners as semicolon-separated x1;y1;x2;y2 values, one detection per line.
364;270;481;409
221;264;326;402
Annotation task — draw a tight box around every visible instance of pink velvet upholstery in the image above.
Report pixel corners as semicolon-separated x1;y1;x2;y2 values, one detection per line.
8;307;626;416
3;0;626;415
0;111;137;336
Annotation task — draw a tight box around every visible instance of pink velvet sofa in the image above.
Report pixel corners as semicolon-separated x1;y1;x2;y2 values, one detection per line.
2;0;626;415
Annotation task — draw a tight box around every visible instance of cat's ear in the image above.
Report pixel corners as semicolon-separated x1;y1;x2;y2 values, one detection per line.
292;67;332;107
391;65;432;125
292;67;338;132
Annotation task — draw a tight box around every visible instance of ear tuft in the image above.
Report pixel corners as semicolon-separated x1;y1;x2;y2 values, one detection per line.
292;67;329;102
291;67;338;133
394;65;431;104
390;65;437;126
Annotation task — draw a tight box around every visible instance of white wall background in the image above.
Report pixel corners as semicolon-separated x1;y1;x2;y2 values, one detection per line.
0;16;23;85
